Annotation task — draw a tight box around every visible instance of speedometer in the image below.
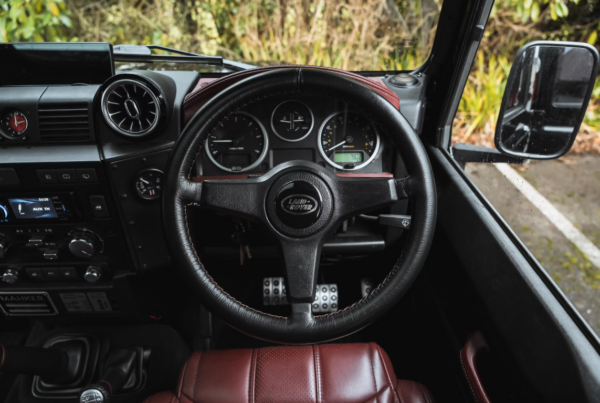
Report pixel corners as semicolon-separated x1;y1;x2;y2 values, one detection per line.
318;112;380;170
205;112;269;172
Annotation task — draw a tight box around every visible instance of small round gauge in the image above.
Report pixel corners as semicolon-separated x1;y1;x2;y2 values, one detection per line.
135;169;163;201
206;112;269;172
271;100;314;142
318;112;380;170
1;110;28;139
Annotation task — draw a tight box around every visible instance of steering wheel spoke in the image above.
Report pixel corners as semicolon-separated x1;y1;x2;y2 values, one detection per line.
279;236;323;305
335;176;405;219
180;177;267;221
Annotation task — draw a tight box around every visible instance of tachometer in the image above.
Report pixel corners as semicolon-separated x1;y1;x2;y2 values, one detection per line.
318;112;380;170
206;112;269;172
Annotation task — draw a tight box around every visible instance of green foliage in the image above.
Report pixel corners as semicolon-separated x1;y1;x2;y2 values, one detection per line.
0;0;72;42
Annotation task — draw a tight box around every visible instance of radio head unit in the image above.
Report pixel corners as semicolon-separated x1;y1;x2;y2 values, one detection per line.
0;194;80;224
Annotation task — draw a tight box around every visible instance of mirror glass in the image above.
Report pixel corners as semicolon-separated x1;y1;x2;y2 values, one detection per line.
496;43;597;159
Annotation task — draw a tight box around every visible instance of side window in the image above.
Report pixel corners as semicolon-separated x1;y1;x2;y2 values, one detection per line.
452;3;600;336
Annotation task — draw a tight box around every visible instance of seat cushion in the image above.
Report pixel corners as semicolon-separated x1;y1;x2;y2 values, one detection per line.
143;343;434;403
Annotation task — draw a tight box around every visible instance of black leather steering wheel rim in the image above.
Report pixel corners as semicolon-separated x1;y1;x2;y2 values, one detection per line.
163;68;436;344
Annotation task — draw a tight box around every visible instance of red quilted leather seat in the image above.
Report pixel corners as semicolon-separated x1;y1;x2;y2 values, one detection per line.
143;343;434;403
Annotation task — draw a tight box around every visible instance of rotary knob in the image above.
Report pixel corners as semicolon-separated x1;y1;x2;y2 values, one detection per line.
84;266;102;283
69;232;99;259
2;268;18;284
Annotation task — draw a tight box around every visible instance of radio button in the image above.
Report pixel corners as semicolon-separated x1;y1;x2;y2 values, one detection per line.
26;268;43;279
36;169;58;184
56;169;77;183
76;168;98;183
42;267;60;278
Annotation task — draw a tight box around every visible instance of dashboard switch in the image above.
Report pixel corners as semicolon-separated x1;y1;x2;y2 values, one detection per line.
43;267;60;279
26;268;43;279
56;169;77;183
43;248;59;261
60;267;77;279
76;168;98;183
28;234;45;247
89;195;109;218
36;169;58;184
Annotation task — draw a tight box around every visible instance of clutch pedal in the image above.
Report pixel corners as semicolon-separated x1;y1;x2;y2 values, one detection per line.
263;277;339;313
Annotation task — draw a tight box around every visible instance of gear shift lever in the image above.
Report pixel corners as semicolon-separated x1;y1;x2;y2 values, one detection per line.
78;348;137;403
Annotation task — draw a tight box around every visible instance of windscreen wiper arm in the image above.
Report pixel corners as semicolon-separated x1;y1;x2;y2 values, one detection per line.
112;44;254;71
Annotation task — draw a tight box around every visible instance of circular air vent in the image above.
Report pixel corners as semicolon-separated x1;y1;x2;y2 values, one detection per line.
101;79;161;138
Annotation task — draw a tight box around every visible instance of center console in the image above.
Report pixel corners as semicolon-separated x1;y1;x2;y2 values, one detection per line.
0;145;134;317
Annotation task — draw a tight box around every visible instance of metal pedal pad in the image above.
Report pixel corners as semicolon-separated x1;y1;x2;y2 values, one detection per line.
361;278;373;298
262;277;339;313
263;277;287;306
313;284;338;313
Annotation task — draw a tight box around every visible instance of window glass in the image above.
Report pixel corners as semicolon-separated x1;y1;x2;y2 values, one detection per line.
1;0;443;72
452;1;600;335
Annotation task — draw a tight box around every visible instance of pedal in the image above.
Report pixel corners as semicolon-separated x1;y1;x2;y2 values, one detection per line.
361;278;373;298
313;284;338;313
263;277;287;306
263;277;338;313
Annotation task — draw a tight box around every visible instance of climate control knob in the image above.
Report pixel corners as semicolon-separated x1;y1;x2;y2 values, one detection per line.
84;266;102;283
69;232;99;259
2;268;18;284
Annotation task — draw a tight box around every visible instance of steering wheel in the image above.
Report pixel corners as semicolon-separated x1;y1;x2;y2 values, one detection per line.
163;68;436;344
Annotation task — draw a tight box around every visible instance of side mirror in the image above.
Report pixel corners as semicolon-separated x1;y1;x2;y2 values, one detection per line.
495;41;599;160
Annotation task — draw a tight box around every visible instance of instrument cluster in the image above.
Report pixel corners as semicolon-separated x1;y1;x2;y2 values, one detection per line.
203;97;387;174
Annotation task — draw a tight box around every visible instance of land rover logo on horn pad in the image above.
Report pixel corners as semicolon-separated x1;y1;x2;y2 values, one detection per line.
275;180;323;229
281;195;318;215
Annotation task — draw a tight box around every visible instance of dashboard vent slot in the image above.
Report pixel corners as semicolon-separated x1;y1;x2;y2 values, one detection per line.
101;79;161;138
38;103;91;142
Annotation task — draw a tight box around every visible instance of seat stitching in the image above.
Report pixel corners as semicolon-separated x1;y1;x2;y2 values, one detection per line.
192;352;202;403
313;345;321;403
459;351;479;403
367;343;378;403
177;357;190;399
375;345;400;403
249;348;257;403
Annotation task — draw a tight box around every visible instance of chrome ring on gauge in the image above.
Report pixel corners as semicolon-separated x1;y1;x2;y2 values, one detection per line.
270;100;314;142
0;109;28;139
317;111;380;170
206;112;269;172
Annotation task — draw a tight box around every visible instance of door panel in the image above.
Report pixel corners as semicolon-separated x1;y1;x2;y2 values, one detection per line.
428;146;600;402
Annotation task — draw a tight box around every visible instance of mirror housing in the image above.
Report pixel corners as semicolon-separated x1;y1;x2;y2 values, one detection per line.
495;41;599;160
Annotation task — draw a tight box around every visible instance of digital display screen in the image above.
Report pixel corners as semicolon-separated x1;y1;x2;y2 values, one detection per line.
0;43;113;86
334;152;364;163
8;197;58;220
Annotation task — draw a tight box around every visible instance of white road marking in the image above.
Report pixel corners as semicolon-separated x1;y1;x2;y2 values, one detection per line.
494;163;600;268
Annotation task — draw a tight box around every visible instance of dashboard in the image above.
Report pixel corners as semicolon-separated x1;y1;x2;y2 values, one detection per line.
0;43;427;319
